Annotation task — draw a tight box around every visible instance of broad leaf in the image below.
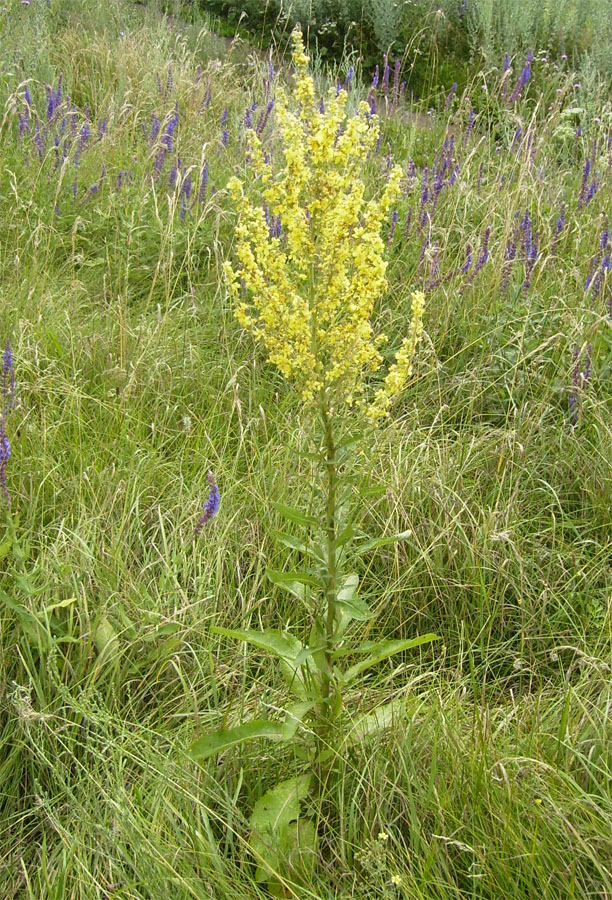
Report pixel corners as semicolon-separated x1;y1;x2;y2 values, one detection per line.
249;775;312;883
187;720;286;761
211;626;302;662
353;530;413;555
342;633;438;684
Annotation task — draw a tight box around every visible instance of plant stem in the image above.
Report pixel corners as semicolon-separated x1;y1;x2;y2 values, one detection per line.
314;400;340;797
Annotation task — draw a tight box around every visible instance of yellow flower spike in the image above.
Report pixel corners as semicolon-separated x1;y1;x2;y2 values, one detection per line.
224;27;424;417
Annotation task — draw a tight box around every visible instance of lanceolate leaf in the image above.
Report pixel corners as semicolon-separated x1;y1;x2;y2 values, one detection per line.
342;633;438;684
335;573;373;622
343;698;421;745
353;529;413;555
187;720;286;761
271;501;318;528
211;626;302;662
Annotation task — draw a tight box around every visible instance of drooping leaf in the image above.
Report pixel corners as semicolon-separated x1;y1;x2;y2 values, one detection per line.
187;720;286;761
342;633;438;684
353;530;413;555
211;626;302;662
343;698;417;745
281;701;314;739
334;573;373;623
271;501;318;528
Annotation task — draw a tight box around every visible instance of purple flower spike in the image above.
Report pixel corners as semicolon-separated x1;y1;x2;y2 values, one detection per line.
372;65;379;90
388;209;398;244
2;341;15;413
1;339;15;505
197;161;208;203
461;245;473;272
195;471;220;534
444;82;457;110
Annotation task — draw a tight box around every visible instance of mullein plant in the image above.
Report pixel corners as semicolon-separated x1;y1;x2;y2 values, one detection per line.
188;29;436;886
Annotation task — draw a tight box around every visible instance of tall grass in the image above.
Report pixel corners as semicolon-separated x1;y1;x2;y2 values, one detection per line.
0;0;611;897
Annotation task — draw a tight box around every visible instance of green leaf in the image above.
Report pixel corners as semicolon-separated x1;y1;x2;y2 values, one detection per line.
0;591;52;649
0;539;12;561
334;573;373;623
342;633;438;684
271;501;318;528
285;819;318;877
141;622;182;642
270;530;324;562
187;720;287;761
269;530;309;554
335;522;356;549
249;775;312;882
353;530;413;555
44;596;77;615
344;698;418;745
266;569;320;605
279;658;310;700
281;701;314;739
211;626;302;662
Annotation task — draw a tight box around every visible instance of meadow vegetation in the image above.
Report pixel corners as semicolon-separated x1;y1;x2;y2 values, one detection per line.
0;0;611;897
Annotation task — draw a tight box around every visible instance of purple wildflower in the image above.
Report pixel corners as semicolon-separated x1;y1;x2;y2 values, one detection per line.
508;51;532;102
569;345;580;422
24;85;32;106
255;100;274;137
382;55;390;99
464;107;475;143
372;65;379;90
150;113;160;145
168;159;178;190
445;82;458;110
461;245;473;272
388;209;398;244
195;471;220;534
403;209;413;240
197;161;208;203
392;59;401;109
161;107;179;152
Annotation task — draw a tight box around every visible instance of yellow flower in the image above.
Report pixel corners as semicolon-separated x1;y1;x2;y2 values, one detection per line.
224;27;423;418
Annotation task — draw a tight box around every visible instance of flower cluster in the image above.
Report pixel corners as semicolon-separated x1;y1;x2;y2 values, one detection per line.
224;28;423;419
195;471;220;534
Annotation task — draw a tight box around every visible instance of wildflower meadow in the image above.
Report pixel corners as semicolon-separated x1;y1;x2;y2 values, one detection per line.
0;1;611;898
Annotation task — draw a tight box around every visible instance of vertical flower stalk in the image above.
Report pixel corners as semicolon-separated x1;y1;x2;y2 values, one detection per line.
1;340;15;505
223;28;426;792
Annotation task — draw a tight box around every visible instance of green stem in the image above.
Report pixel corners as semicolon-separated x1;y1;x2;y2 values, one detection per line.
314;400;340;796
